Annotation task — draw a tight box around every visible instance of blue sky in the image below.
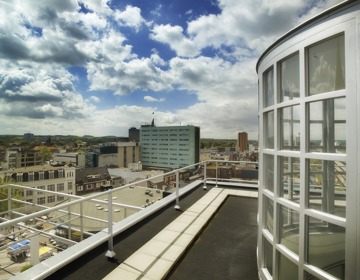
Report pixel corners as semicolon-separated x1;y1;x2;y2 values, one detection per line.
0;0;343;139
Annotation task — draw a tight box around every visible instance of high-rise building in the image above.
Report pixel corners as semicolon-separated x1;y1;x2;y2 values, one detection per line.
237;132;248;152
257;2;359;279
128;127;140;142
140;125;200;169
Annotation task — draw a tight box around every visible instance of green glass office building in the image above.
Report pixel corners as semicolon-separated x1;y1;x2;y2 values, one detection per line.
140;125;200;169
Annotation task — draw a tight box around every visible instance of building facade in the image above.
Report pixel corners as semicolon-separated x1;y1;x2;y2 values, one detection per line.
129;127;140;142
257;2;359;279
2;165;76;206
75;167;112;195
117;142;140;168
140;125;200;169
237;132;248;152
53;152;86;168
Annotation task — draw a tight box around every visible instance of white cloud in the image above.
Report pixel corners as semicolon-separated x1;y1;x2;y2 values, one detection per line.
114;5;147;31
34;104;63;117
0;0;344;139
144;96;165;102
150;53;166;66
150;24;200;57
79;0;112;15
186;0;339;55
87;56;173;95
90;96;100;103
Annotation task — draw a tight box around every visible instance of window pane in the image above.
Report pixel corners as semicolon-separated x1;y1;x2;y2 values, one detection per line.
264;195;274;234
308;98;346;153
307;159;346;218
308;34;345;95
264;68;274;107
278;253;298;280
264;154;274;192
280;157;300;203
279;205;299;255
307;216;345;279
280;105;300;150
280;54;300;101
264;111;274;149
263;237;273;276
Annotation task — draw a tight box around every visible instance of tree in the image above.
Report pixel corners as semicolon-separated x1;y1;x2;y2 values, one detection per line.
0;178;23;215
38;146;51;162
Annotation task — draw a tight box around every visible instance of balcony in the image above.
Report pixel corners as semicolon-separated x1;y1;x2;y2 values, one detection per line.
0;160;258;280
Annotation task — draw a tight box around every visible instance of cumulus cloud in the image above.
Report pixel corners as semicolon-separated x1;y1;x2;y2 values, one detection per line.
0;0;343;138
150;24;200;57
90;96;101;103
114;5;147;31
87;56;173;95
144;96;165;102
0;64;92;120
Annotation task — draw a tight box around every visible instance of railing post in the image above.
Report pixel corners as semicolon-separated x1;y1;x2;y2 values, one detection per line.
215;161;218;187
8;185;12;219
174;170;180;210
80;201;83;241
30;234;40;266
105;191;116;258
203;161;207;190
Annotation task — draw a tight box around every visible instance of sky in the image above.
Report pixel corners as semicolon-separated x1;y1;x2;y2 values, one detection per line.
0;0;344;140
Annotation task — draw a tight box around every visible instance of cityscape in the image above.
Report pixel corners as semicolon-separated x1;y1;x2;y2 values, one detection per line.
0;124;258;279
0;1;359;280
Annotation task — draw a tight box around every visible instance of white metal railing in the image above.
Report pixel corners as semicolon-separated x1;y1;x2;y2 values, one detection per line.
0;160;258;279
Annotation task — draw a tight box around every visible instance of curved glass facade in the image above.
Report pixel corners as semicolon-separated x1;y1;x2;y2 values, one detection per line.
257;2;359;279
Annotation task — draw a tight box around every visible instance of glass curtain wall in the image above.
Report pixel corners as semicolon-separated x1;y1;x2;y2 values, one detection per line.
259;31;347;280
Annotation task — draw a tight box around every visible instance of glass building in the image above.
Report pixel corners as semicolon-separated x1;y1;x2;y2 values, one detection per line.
257;1;359;279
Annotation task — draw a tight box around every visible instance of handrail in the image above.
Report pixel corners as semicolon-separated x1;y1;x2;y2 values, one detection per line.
0;159;258;278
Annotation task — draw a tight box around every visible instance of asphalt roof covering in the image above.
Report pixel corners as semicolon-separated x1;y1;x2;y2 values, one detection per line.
44;186;258;280
166;196;258;280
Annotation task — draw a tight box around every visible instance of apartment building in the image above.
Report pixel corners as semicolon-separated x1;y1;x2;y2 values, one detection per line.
2;165;76;206
75;167;112;195
237;132;248;152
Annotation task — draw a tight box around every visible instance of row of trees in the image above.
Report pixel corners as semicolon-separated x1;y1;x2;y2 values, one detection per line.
200;139;237;149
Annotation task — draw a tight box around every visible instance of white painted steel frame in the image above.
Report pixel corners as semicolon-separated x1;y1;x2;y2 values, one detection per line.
257;2;359;279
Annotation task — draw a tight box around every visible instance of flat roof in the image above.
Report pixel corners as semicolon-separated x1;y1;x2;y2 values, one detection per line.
3;164;70;173
37;185;258;280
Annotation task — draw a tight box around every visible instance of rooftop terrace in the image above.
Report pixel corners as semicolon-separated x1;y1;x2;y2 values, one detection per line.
0;160;259;280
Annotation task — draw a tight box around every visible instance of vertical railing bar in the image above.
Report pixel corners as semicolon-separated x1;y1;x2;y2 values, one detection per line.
80;201;83;242
174;170;180;210
203;161;207;190
215;161;218;187
105;191;115;258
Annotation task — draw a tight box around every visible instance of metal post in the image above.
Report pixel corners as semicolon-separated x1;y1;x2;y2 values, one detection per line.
124;208;127;219
215;161;218;187
30;234;40;266
80;202;83;241
105;191;116;258
7;185;12;219
174;171;180;210
67;205;71;241
203;162;207;190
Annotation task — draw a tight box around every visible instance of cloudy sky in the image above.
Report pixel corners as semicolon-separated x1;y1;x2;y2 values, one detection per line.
0;0;344;139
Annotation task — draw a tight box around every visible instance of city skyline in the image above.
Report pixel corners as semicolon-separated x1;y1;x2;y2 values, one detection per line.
0;0;343;140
